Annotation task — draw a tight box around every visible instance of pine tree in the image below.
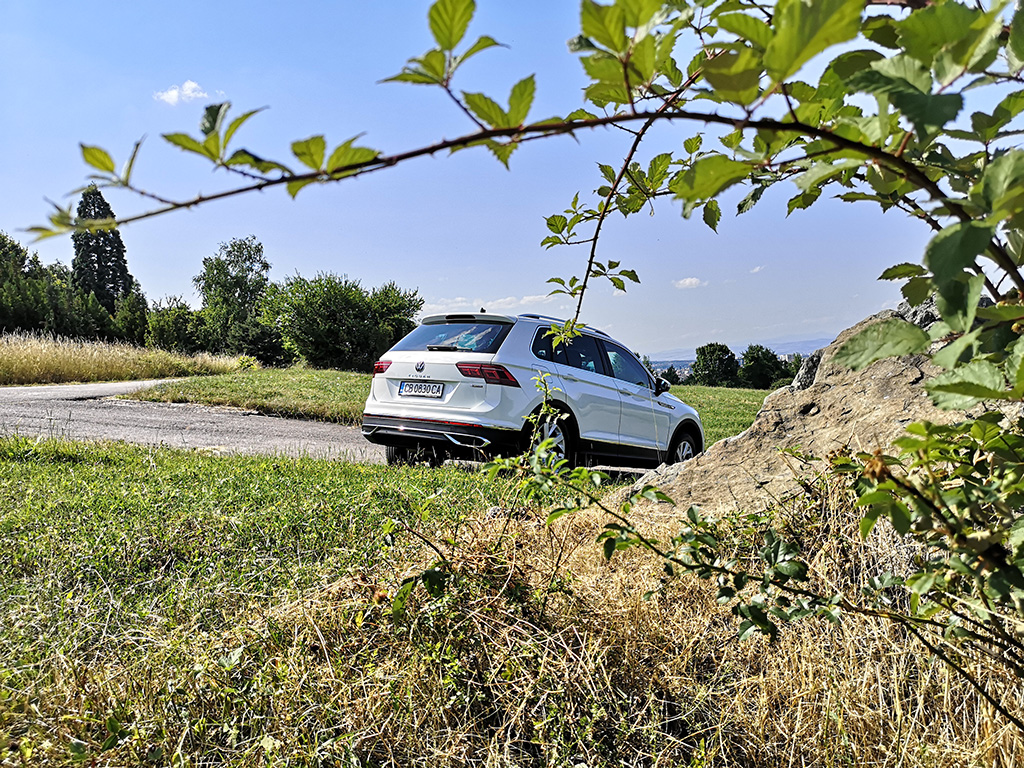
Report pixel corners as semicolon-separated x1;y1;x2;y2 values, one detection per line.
71;185;133;314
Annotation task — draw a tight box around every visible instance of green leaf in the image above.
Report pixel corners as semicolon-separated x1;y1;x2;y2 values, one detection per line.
888;503;912;535
326;138;379;177
888;89;963;140
703;199;721;232
647;153;671;188
224;107;266;148
458;35;502;65
879;263;927;280
603;536;617;560
286;177;318;199
1012;6;1024;66
902;276;932;306
971;150;1024;221
931;328;981;370
507;75;536;126
464;92;508;128
581;0;627;54
292;135;326;171
786;187;821;215
794;158;862;192
977;304;1024;322
862;16;900;49
833;317;929;370
203;131;221;161
895;1;979;67
703;46;763;105
546;214;568;233
225;149;291;175
200;103;230;137
717;13;773;50
935;272;984;333
484;139;517;168
162;132;215;160
383;69;443;85
923;222;993;289
419;49;448;80
846;57;961;139
670;155;751;202
80;144;116;174
859;509;880;538
764;0;863;83
429;0;475;50
583;52;626;84
684;134;703;155
737;185;765;215
925;360;1009;408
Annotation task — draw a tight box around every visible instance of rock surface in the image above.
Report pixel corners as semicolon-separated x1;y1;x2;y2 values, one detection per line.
635;310;988;516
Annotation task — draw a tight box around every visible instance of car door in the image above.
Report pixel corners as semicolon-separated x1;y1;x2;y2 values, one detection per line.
549;333;621;446
602;340;670;453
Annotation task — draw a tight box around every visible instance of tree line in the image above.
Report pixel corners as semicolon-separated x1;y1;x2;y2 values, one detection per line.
661;342;802;390
1;187;422;371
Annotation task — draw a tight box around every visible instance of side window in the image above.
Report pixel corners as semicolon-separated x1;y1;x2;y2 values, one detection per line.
604;341;651;388
531;328;553;361
560;334;605;375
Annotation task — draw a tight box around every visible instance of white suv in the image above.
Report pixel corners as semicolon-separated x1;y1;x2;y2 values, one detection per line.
362;312;704;467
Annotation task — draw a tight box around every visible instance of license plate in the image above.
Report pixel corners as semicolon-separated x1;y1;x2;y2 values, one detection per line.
399;381;444;398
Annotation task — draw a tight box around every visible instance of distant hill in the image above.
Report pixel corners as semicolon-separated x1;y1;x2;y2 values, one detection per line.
649;359;694;375
651;337;832;363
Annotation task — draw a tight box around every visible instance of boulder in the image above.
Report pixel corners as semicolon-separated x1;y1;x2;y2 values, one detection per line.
634;310;991;516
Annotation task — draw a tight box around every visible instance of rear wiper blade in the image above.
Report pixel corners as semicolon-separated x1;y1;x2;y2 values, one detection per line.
426;344;470;351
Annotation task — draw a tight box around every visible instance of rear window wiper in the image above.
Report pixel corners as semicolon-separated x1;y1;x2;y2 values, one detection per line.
426;344;471;351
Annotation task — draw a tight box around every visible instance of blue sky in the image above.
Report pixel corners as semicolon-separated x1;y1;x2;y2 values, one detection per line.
0;1;924;358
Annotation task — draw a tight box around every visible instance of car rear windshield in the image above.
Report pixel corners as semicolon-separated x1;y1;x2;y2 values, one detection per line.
391;321;513;354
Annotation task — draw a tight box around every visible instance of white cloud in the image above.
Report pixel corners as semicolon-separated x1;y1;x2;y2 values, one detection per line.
750;265;765;274
673;277;708;289
154;80;209;106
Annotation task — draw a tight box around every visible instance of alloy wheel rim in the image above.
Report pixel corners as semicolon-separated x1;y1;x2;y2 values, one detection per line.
540;420;566;458
675;440;694;462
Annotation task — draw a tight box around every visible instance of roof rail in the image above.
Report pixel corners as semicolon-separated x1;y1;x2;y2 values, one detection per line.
518;313;610;337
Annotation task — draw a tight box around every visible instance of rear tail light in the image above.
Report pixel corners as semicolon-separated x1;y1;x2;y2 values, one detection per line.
373;360;391;376
456;362;520;387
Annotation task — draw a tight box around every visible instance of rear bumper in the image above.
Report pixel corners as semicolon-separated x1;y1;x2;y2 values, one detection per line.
361;413;523;458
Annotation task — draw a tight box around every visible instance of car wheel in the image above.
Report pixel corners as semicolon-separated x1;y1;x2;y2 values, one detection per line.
531;410;576;467
385;445;412;466
669;432;698;464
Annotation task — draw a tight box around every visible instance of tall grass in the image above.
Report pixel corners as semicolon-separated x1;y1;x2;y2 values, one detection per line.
0;332;239;385
2;437;1019;765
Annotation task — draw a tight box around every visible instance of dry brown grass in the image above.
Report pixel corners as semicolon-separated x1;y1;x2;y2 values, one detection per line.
0;332;239;385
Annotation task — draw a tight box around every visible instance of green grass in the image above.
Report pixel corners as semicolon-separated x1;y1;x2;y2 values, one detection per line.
0;436;518;763
670;384;769;446
127;367;769;443
127;366;370;424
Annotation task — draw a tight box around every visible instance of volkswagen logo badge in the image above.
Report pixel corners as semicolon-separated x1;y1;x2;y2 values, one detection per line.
415;361;425;372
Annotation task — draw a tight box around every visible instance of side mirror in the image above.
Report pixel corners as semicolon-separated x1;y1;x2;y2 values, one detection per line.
654;377;671;395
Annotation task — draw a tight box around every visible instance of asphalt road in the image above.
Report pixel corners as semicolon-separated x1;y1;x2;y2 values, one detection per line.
0;380;385;462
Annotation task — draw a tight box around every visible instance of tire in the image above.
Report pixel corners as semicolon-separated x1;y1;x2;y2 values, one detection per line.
385;445;412;466
529;409;576;468
668;431;698;464
386;444;445;468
